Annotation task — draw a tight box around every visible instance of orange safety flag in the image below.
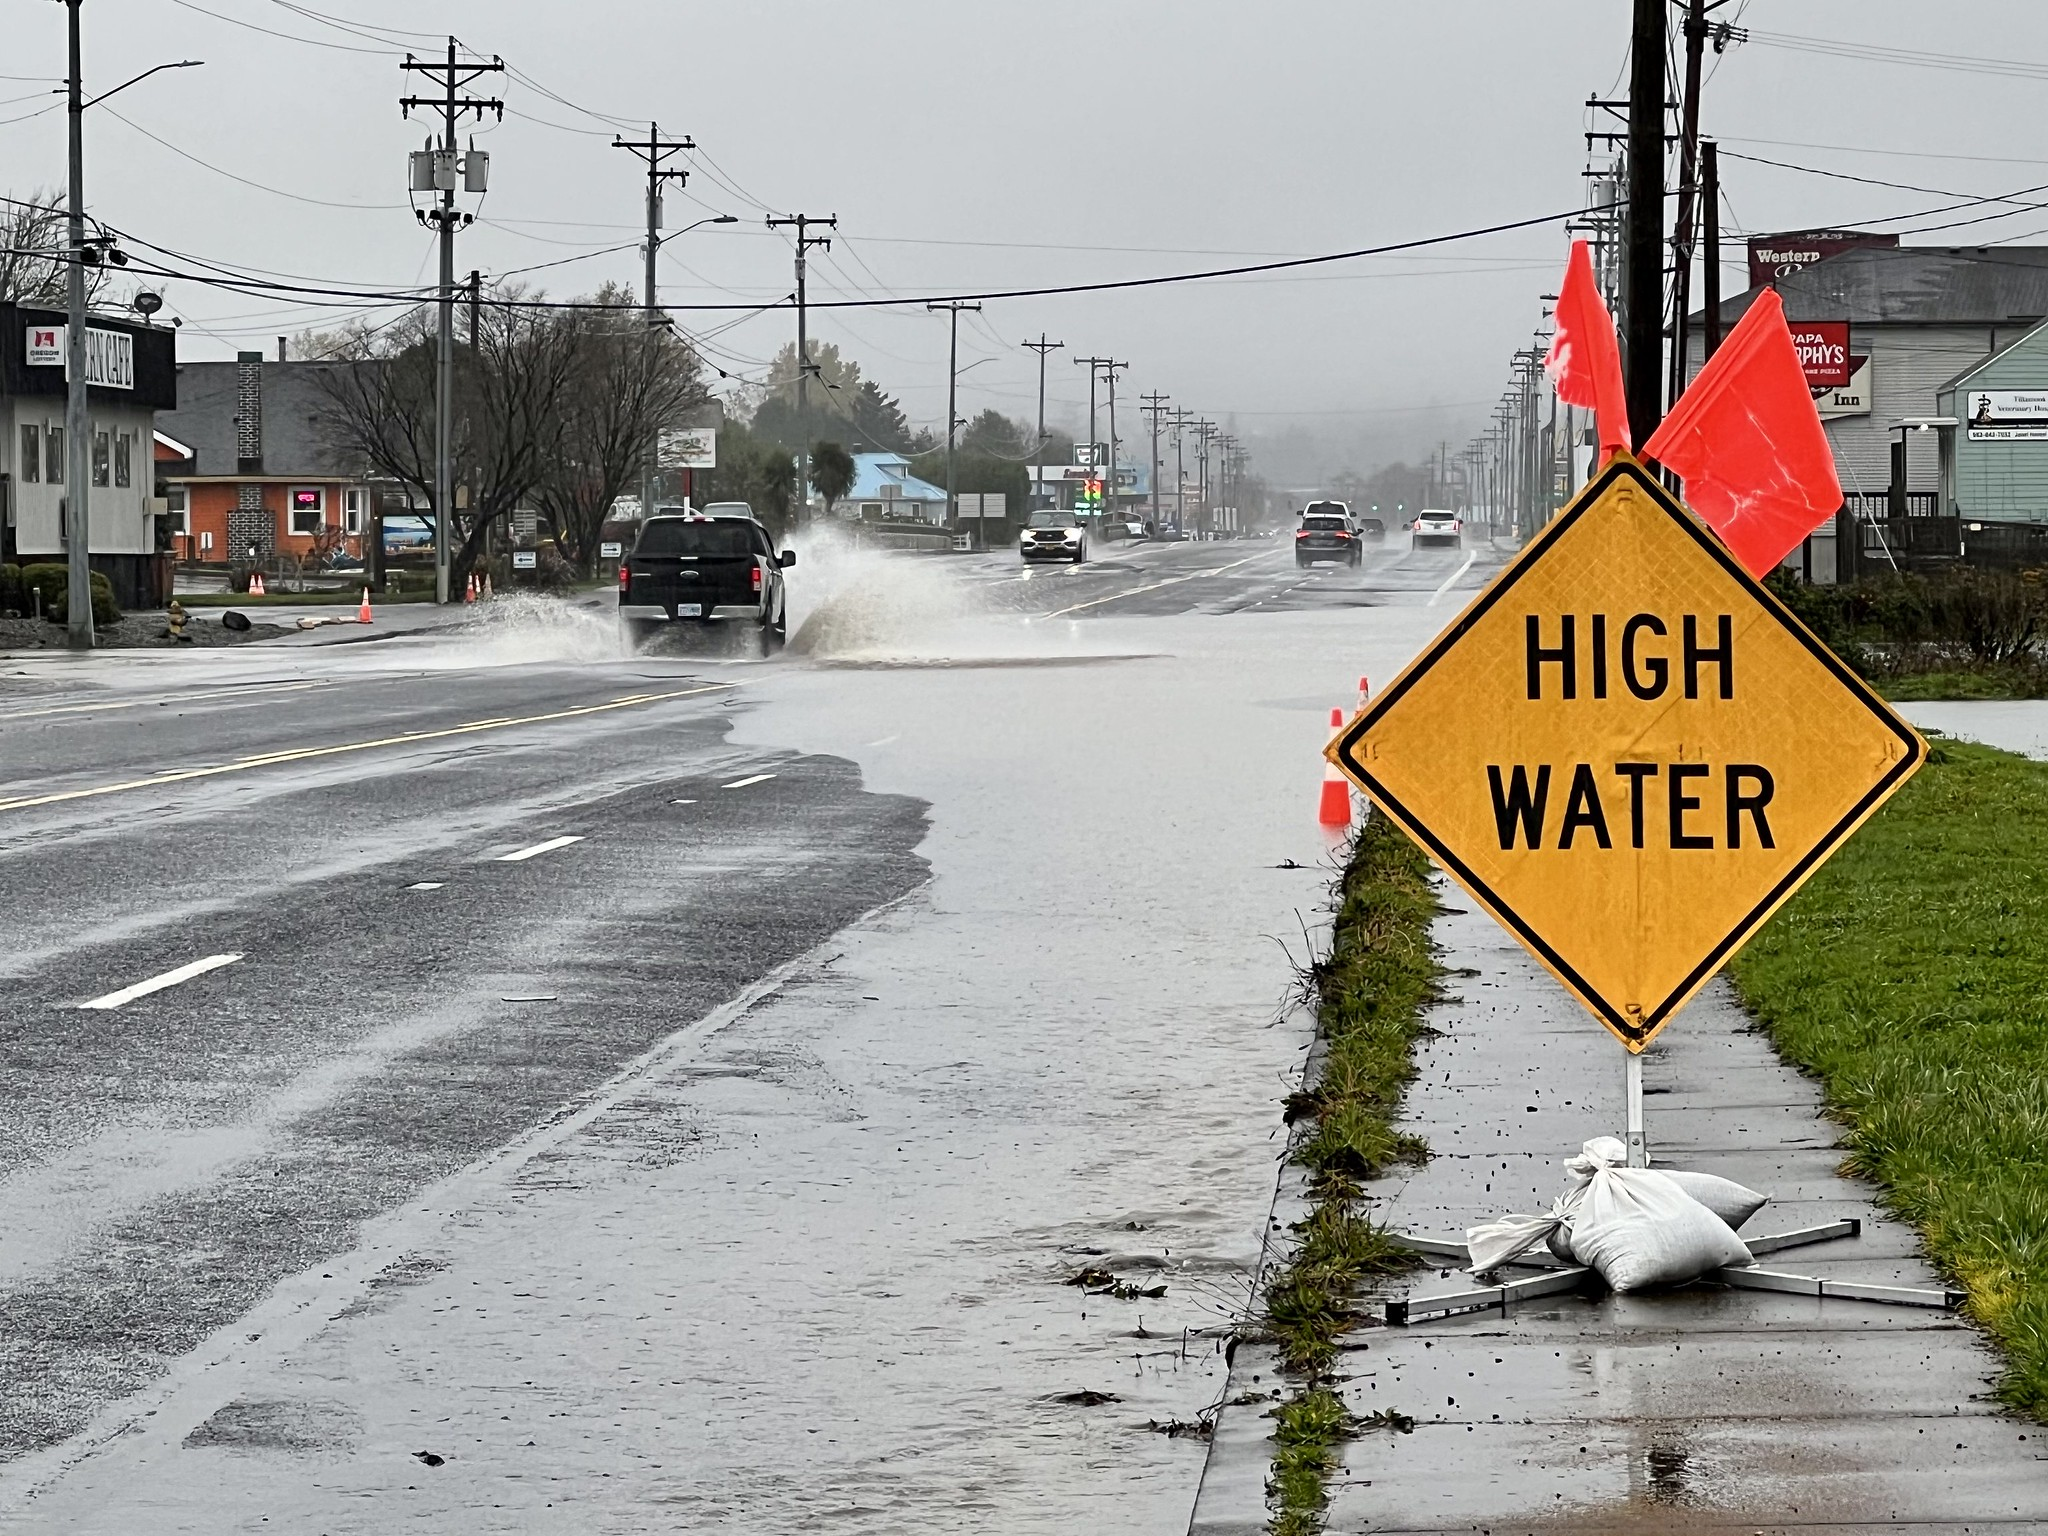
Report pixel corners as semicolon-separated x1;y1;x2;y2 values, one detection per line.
1544;239;1632;459
1643;287;1843;577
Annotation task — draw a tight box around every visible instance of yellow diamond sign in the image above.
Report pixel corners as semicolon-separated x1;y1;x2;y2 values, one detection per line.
1330;455;1924;1052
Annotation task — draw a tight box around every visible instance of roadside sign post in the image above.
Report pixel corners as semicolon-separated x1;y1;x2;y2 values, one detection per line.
1330;454;1924;1162
1335;454;1961;1319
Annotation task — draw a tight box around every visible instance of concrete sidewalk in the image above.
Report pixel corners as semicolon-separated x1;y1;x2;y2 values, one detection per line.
1192;898;2047;1536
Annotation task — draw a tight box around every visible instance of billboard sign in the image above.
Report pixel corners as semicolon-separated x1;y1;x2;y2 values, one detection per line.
24;325;135;388
1965;389;2048;441
1789;322;1851;389
1747;230;1899;289
658;427;716;469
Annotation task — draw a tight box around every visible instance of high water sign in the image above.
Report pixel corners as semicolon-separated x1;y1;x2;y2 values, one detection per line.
1329;455;1923;1052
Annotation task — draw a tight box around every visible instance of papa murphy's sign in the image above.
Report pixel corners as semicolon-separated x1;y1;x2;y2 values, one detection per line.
22;323;136;388
1789;322;1851;389
1748;230;1899;288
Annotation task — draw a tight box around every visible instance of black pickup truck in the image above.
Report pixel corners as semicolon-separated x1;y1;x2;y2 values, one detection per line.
618;511;795;653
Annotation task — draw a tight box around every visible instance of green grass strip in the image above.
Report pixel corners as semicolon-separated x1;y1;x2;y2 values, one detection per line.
1729;738;2048;1418
1261;814;1438;1534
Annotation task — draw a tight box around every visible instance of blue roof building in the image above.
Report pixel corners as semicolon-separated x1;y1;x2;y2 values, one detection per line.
845;452;948;522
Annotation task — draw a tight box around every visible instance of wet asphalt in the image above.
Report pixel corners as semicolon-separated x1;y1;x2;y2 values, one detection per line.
0;534;1500;1526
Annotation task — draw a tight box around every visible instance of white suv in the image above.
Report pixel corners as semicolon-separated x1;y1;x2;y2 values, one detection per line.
1411;509;1462;548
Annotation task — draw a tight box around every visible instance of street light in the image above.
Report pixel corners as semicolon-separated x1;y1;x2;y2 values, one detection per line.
61;0;205;649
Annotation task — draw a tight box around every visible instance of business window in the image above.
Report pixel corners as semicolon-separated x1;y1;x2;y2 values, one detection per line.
162;485;189;536
18;424;38;483
113;432;132;488
289;486;325;536
45;425;62;483
91;430;110;488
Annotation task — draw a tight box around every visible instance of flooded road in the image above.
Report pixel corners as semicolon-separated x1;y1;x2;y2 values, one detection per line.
0;535;1498;1531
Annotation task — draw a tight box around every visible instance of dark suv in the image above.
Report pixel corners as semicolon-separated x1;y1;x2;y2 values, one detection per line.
618;511;795;653
1295;501;1362;567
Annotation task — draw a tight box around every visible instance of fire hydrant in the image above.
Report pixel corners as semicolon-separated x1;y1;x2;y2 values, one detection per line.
167;598;191;643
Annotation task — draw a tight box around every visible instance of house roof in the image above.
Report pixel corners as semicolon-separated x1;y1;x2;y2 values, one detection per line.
849;451;946;502
156;359;367;477
1937;312;2048;395
1695;246;2048;328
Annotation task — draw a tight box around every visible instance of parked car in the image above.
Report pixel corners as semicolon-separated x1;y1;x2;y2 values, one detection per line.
1411;509;1463;548
1124;520;1147;540
1020;510;1088;563
1360;516;1386;537
1296;510;1362;567
618;511;794;654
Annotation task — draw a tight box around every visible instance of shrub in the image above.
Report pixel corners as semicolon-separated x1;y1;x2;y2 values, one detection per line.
18;563;119;624
0;563;19;616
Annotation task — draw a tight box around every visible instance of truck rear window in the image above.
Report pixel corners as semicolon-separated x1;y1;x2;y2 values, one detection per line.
636;520;759;556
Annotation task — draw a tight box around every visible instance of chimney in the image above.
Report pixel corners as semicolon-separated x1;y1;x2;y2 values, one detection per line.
277;335;287;363
235;350;263;475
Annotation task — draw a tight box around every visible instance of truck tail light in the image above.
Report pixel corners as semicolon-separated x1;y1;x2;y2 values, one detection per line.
618;563;631;594
751;562;763;594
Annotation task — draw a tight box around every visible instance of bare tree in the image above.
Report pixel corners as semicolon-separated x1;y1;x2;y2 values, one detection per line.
315;285;579;586
529;283;709;575
0;189;116;308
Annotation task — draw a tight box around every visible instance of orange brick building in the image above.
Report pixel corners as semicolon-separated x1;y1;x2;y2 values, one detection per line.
155;352;381;563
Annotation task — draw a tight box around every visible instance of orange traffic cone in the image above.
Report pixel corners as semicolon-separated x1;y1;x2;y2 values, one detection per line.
249;571;265;597
482;574;494;601
358;586;373;624
1358;675;1371;713
1318;706;1353;827
464;574;477;603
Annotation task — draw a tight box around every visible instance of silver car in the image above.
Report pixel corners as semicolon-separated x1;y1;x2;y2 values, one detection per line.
1021;511;1088;563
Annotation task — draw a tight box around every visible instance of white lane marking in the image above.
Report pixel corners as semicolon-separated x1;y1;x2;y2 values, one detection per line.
1036;551;1273;619
497;834;584;862
721;773;776;790
80;953;242;1011
406;881;444;891
0;681;329;723
0;685;732;817
669;798;697;805
864;735;899;747
1426;551;1478;608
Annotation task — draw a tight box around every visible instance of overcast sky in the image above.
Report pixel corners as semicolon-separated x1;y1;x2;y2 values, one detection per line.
11;1;2048;479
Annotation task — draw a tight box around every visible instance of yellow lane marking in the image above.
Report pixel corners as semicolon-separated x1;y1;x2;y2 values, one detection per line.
0;684;732;816
1036;552;1274;619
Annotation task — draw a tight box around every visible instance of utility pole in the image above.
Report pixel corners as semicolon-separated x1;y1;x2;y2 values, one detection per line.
1669;0;1707;408
1167;408;1195;532
63;0;91;647
1193;419;1218;536
402;37;502;606
927;301;981;527
765;213;836;526
1102;360;1127;526
1023;334;1064;510
1625;0;1667;443
1140;392;1169;531
1702;138;1722;361
614;123;694;518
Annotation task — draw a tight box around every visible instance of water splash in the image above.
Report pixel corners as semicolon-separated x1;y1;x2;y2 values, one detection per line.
784;526;982;660
412;593;622;668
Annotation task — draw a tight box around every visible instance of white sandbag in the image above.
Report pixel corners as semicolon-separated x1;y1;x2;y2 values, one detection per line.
1467;1207;1567;1274
1660;1170;1769;1231
1567;1164;1752;1291
1547;1168;1767;1255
